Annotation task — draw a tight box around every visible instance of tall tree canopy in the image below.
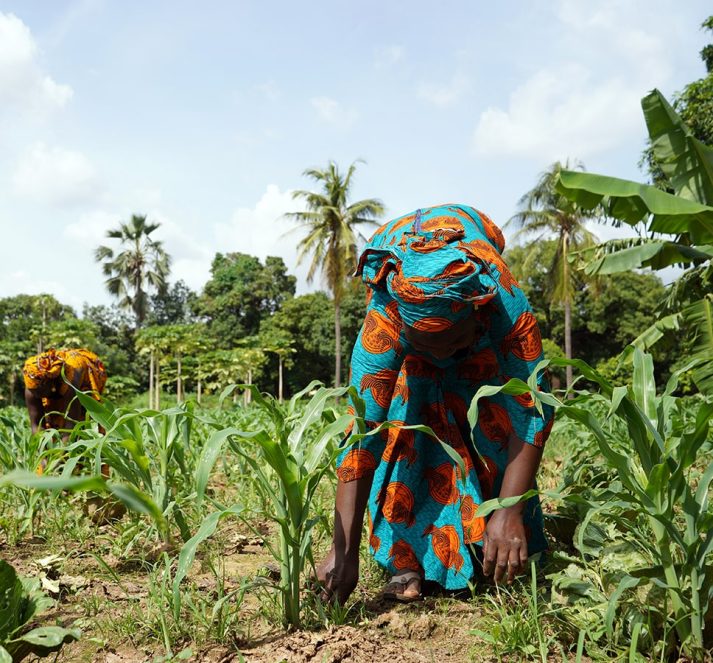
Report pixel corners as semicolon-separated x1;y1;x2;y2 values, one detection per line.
0;294;74;353
147;280;198;326
94;214;171;326
195;253;296;346
286;160;383;387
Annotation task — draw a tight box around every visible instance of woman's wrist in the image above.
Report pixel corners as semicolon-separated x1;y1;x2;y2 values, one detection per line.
490;504;525;521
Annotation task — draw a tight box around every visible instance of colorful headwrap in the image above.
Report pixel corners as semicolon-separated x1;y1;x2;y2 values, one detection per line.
23;348;107;398
22;349;64;389
357;205;501;332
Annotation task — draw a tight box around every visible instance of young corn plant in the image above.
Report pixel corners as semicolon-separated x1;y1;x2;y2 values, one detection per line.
470;348;713;657
1;391;203;548
172;381;359;628
0;409;72;539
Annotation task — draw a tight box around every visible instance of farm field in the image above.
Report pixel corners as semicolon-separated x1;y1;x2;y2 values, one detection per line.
2;362;712;662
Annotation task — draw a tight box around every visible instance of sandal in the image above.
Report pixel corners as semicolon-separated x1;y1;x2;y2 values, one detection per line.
382;571;423;602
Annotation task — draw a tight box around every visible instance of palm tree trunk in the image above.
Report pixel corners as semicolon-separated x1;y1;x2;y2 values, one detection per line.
197;377;202;405
149;351;155;409
334;300;341;389
155;359;160;410
562;230;574;395
9;371;15;407
177;355;182;403
278;357;283;403
564;298;573;392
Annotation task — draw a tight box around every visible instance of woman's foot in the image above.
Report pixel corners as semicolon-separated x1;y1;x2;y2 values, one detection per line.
382;571;423;602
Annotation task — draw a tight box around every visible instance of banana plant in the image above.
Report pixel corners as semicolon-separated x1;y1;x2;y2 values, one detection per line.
556;89;713;394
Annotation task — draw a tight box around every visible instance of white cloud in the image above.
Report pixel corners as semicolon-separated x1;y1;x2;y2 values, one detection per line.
473;66;640;160
64;209;118;247
471;0;677;161
12;142;101;206
0;12;73;111
215;184;312;293
374;45;405;68
418;73;470;108
310;96;359;129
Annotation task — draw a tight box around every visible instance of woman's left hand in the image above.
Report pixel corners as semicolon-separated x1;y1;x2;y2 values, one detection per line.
482;508;528;584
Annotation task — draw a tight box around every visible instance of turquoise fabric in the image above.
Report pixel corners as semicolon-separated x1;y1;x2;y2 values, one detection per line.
338;204;554;590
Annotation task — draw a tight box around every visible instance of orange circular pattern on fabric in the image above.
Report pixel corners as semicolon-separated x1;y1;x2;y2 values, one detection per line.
388;539;421;572
362;309;402;355
423;524;464;572
479;399;513;444
336;449;377;482
378;482;416;527
501;312;543;361
425;462;460;505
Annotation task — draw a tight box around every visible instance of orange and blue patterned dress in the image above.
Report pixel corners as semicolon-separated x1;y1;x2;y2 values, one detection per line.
337;204;554;590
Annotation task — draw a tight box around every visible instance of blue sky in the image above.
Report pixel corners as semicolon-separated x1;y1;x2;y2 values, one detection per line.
0;0;709;312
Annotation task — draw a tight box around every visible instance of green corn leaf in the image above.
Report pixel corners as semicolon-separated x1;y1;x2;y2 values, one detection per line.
106;483;167;536
609;386;628;418
550;357;614;397
0;470;106;493
474;490;539;518
632;349;657;426
605;575;642;637
172;504;244;616
644;463;670;508
694;458;713;513
74;390;120;433
287;387;341;451
0;646;11;663
628;622;643;662
195;428;263;504
304;413;352;474
680;401;713;468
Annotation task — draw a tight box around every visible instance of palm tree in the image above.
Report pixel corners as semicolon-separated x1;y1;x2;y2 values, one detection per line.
95;215;171;326
508;160;599;391
286;160;384;388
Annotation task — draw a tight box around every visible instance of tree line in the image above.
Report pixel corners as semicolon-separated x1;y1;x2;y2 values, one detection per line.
1;15;709;405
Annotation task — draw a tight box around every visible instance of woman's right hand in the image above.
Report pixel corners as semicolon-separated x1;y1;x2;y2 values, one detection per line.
316;545;359;605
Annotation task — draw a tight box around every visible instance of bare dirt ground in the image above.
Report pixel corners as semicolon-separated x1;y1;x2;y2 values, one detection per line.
4;527;502;663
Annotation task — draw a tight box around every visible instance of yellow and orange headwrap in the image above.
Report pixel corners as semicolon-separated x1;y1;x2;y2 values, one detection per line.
22;349;64;390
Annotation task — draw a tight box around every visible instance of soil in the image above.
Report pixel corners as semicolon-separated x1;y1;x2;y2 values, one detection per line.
3;526;494;663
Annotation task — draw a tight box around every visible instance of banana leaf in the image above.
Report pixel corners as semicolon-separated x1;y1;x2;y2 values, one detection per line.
556;170;713;244
682;294;713;393
643;89;713;207
575;239;713;275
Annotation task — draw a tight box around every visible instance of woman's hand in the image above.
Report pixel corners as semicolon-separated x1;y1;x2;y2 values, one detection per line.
482;508;528;584
316;545;360;604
